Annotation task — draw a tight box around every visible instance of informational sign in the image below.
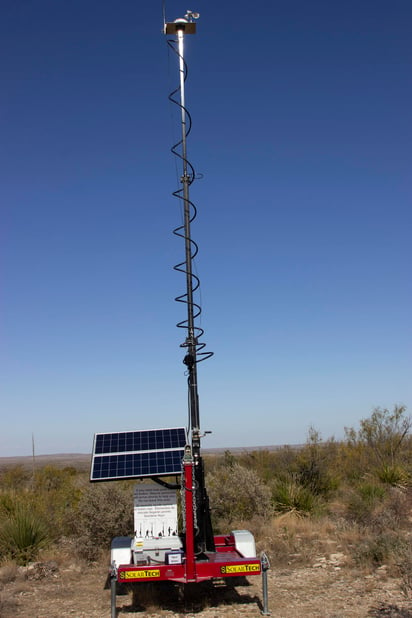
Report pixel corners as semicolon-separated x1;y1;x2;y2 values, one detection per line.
134;485;178;539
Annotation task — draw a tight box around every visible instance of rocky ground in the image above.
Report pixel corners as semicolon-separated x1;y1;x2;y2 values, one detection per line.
1;557;412;618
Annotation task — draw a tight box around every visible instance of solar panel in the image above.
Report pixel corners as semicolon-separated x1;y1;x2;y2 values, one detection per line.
90;427;187;481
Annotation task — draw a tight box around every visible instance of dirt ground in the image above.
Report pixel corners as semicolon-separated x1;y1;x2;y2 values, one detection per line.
2;560;412;618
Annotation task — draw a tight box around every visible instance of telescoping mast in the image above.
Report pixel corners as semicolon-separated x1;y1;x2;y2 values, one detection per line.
89;11;269;617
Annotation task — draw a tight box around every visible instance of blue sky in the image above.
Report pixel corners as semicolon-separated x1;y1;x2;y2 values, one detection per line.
1;1;411;456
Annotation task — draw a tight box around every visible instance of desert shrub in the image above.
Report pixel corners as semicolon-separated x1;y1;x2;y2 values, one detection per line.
295;428;340;498
369;487;411;535
272;477;320;515
387;487;412;526
338;441;371;483
376;464;409;486
346;481;386;525
238;450;273;482
202;453;223;475
234;430;340;497
71;482;134;561
297;459;338;496
265;446;304;480
0;465;30;491
237;448;296;483
0;504;50;565
206;463;272;525
204;450;237;474
0;466;81;541
34;465;77;492
396;541;412;598
345;405;410;470
28;466;82;536
0;493;17;517
222;450;236;468
354;531;405;567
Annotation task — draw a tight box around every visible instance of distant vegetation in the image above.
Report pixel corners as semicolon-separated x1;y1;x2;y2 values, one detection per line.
1;405;411;591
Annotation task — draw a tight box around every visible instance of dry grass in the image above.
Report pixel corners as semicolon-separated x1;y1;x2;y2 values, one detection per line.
225;512;357;567
396;543;412;599
36;537;87;567
0;571;30;618
0;561;18;585
0;591;18;617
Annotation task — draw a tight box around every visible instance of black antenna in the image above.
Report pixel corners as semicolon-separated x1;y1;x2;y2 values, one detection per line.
165;11;215;553
165;11;211;461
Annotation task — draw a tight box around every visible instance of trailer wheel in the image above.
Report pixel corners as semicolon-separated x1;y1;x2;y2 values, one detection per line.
110;576;117;618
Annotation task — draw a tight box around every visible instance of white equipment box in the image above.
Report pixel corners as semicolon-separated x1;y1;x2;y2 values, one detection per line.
111;536;132;568
133;485;182;564
232;530;257;558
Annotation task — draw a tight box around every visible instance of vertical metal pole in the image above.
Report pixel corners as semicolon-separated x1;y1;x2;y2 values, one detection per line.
261;553;271;615
110;575;117;618
177;28;200;448
169;18;215;554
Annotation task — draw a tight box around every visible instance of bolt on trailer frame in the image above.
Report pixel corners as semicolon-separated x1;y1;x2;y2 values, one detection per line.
90;11;270;617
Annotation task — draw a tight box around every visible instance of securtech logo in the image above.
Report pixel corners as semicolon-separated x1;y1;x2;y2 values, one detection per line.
119;569;161;579
220;564;260;574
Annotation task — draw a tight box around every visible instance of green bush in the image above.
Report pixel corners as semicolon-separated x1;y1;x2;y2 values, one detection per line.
34;467;81;536
206;463;272;525
345;405;411;470
346;482;386;525
0;465;30;491
0;504;50;565
70;482;134;561
0;493;16;517
354;531;405;567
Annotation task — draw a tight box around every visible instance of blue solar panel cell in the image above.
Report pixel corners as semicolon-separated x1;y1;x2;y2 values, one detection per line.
90;427;187;481
90;450;184;480
93;427;186;455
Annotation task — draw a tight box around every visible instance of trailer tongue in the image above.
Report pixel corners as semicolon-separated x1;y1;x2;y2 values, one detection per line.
90;10;269;616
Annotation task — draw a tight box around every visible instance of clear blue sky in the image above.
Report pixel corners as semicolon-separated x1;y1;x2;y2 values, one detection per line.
1;1;411;456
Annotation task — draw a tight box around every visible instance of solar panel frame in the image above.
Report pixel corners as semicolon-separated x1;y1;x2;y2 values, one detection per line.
90;427;187;482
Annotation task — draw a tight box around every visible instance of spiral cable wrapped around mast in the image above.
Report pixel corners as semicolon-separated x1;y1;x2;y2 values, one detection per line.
167;36;213;366
164;15;217;554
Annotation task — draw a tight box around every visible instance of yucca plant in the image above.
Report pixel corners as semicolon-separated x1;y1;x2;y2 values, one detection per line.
272;477;319;515
0;504;50;565
376;464;409;487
